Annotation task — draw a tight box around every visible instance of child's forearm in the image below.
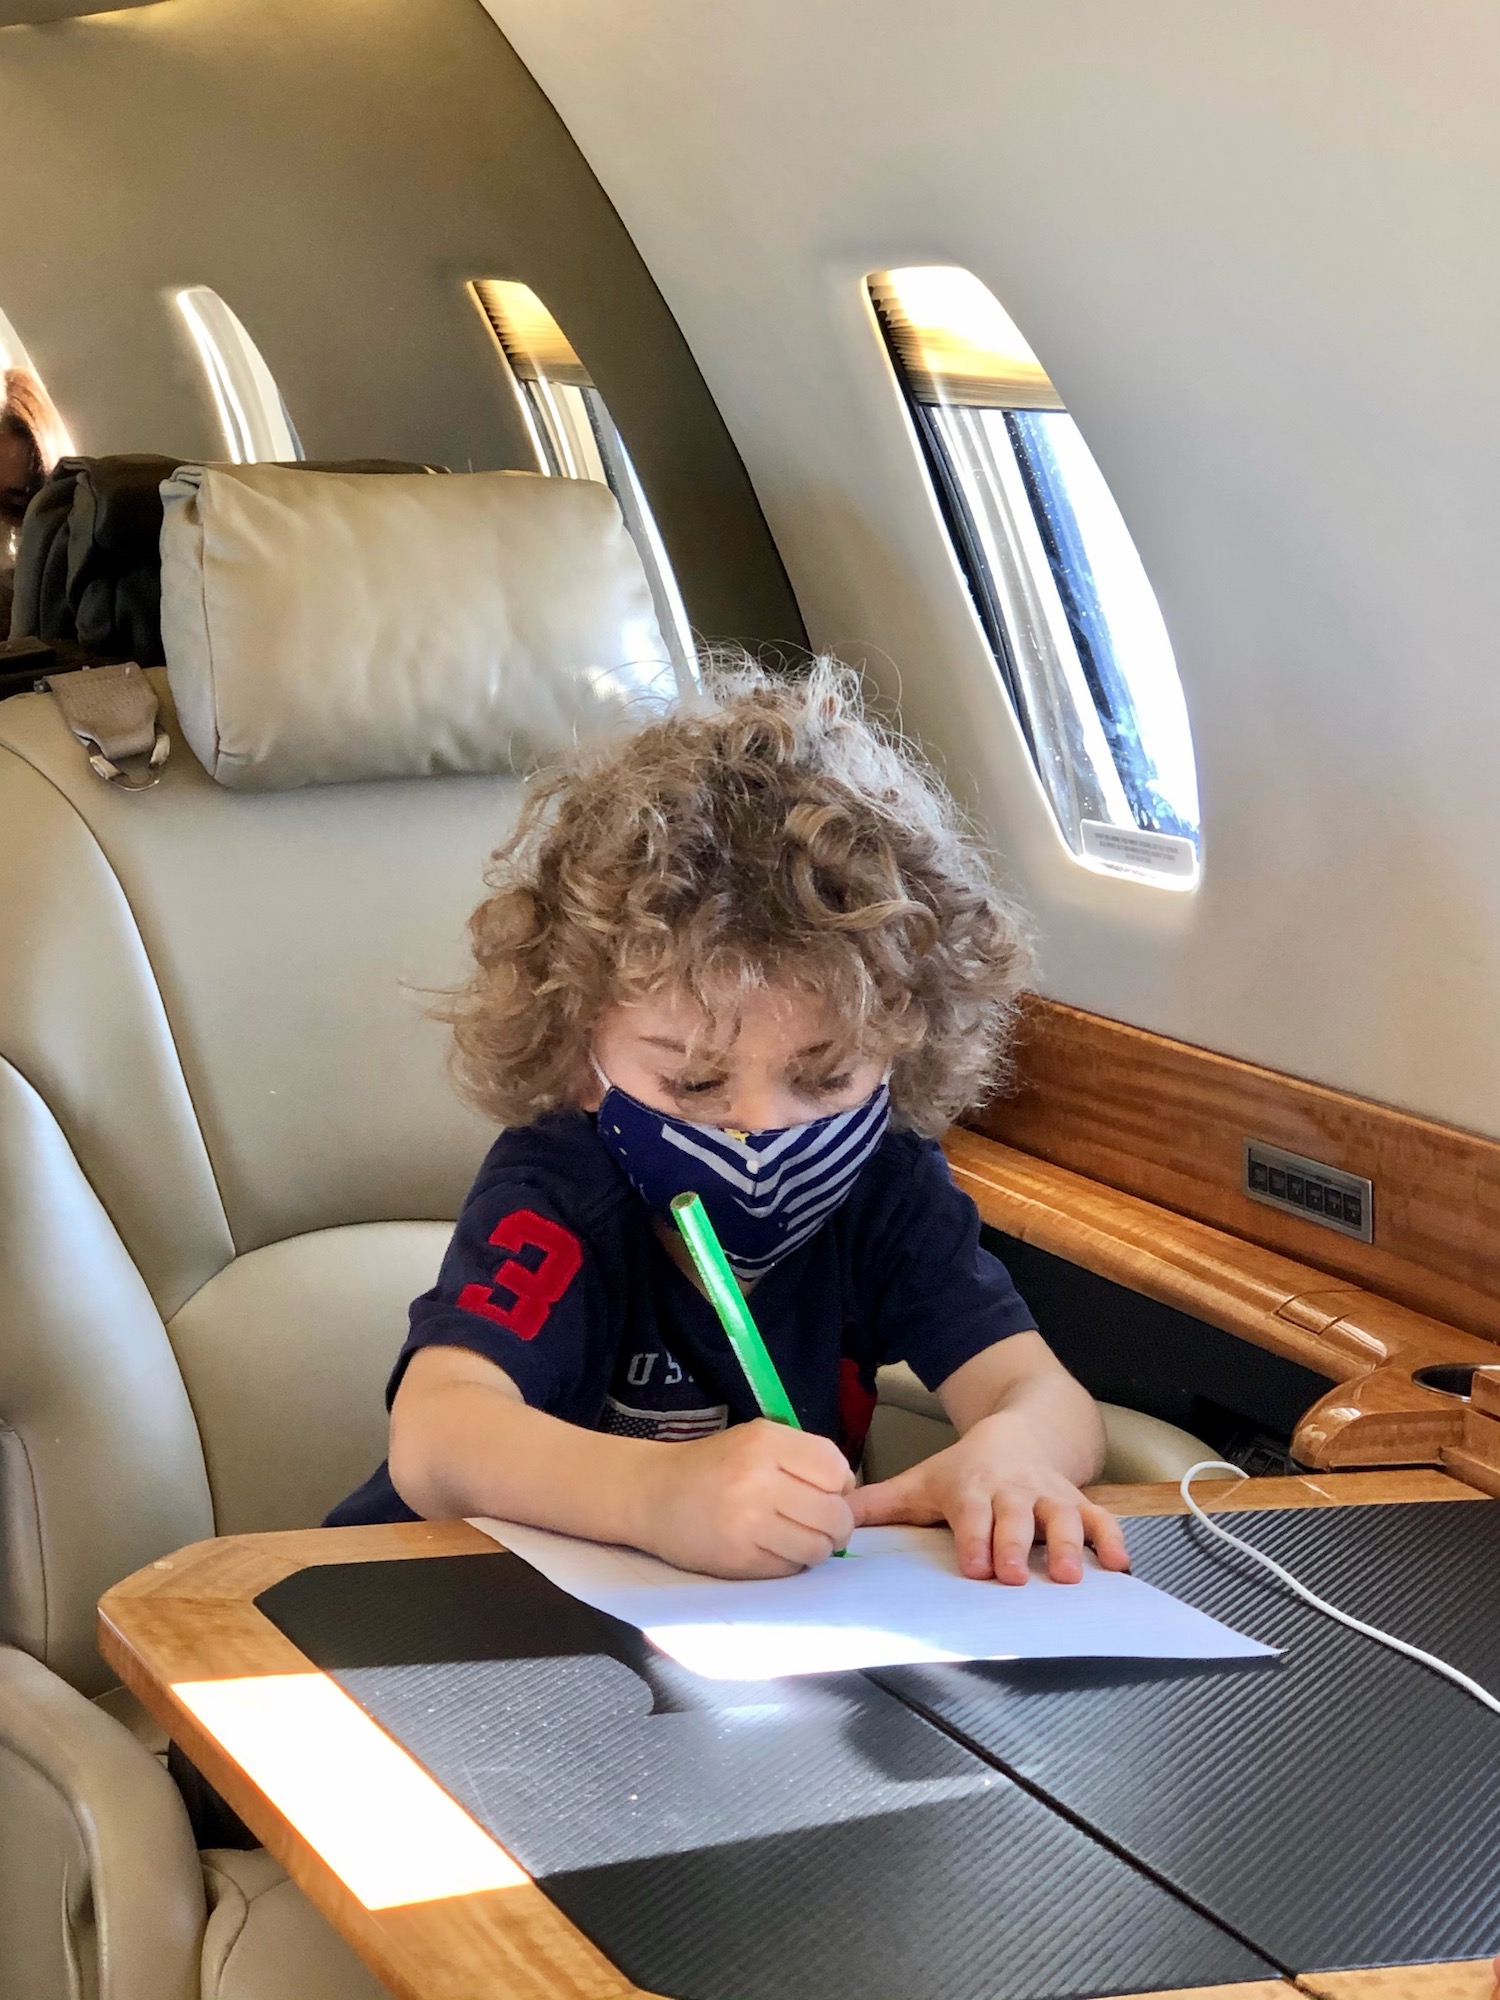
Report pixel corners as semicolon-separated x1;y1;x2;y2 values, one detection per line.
939;1330;1107;1486
388;1345;858;1578
389;1349;664;1543
968;1369;1105;1487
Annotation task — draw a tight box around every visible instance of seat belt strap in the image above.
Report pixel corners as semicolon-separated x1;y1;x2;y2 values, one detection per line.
45;662;170;790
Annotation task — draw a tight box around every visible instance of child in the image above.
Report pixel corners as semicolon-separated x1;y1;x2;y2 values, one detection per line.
329;662;1128;1586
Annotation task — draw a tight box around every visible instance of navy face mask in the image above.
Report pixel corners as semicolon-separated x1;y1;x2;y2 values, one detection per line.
592;1063;892;1282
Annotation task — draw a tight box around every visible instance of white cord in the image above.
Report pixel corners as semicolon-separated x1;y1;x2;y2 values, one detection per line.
1178;1460;1500;1719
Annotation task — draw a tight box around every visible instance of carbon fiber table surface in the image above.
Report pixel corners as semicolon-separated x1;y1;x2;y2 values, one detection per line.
258;1550;1275;2000
879;1499;1500;1974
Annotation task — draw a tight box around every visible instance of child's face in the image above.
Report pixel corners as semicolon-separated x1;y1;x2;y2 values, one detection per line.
586;984;885;1133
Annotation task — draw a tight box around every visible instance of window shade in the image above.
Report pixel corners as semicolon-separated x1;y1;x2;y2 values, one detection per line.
470;280;593;390
869;268;1064;412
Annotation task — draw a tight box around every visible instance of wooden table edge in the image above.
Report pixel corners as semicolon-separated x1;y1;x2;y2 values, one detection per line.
97;1519;663;2000
96;1473;1492;2000
1296;1966;1498;1998
1086;1467;1484;1514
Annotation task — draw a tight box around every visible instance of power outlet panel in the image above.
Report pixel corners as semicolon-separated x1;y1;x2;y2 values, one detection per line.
1243;1139;1373;1243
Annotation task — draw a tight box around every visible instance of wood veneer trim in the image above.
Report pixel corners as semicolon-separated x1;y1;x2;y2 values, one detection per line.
1085;1470;1485;1515
941;1128;1498;1467
97;1526;660;2000
1441;1443;1500;1499
970;996;1500;1344
1296;1964;1499;1998
99;1518;491;1606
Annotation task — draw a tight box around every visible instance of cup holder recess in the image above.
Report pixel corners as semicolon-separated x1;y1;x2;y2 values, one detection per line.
1413;1364;1479;1399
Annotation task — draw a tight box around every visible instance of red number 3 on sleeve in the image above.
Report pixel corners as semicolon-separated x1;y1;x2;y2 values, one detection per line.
456;1210;583;1341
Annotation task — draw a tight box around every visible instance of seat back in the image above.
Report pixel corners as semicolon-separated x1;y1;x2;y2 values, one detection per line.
0;464;671;1691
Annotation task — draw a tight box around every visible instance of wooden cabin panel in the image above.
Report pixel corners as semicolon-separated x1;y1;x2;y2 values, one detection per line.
972;998;1500;1346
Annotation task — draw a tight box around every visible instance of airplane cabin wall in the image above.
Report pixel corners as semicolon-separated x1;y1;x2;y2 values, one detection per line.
0;0;803;646
481;0;1500;1145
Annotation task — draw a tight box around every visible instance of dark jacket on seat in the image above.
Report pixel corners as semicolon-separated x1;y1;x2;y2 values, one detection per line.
9;454;445;665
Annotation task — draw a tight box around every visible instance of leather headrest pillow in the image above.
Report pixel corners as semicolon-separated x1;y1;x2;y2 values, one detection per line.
159;464;675;790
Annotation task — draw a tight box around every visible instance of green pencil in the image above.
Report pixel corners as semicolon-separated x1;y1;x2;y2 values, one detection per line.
669;1192;801;1426
669;1192;850;1556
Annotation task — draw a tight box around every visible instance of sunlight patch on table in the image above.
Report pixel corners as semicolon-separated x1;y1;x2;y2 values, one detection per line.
643;1618;966;1678
173;1672;527;1909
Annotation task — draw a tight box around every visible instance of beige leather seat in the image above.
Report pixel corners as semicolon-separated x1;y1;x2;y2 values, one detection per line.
0;464;674;2000
0;458;1211;1999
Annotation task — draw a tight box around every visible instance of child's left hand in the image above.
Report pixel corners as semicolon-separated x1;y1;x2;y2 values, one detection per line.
849;1411;1131;1583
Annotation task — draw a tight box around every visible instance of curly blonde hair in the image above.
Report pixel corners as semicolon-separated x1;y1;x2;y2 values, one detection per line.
446;660;1031;1137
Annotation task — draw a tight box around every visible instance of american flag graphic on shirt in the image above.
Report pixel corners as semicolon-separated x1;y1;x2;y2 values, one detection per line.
597;1395;728;1442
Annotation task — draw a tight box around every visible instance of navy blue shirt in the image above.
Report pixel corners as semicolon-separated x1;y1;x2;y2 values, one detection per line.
327;1110;1036;1525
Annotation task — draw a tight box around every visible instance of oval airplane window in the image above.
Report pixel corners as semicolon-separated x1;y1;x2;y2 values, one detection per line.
870;267;1199;888
175;287;303;464
469;278;697;698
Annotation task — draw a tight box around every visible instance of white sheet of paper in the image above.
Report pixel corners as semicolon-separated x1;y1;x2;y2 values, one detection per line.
468;1519;1277;1679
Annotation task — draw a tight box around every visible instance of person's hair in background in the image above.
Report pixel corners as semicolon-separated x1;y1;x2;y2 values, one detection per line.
0;367;69;635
